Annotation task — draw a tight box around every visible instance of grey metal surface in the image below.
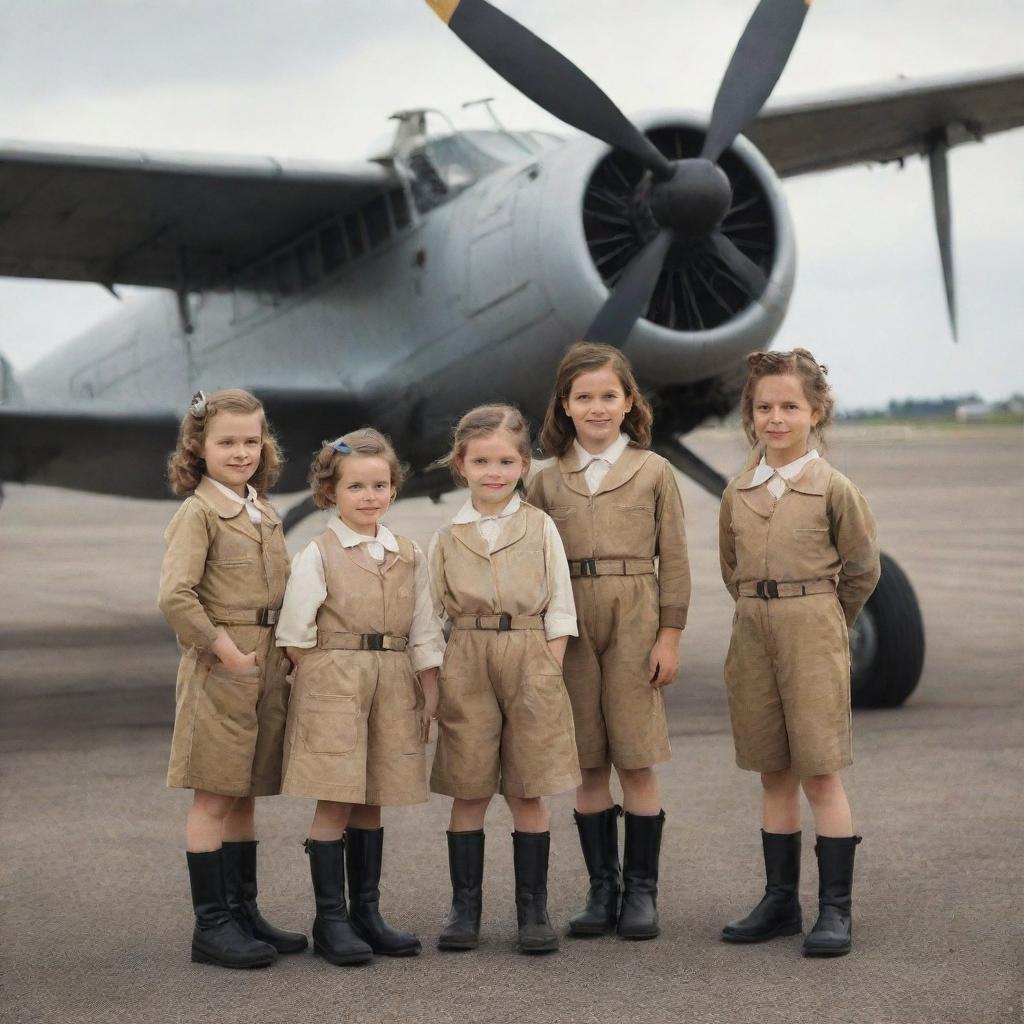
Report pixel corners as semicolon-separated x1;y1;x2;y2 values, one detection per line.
2;425;1020;1024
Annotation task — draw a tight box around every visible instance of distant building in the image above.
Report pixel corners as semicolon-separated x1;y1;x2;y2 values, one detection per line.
955;401;994;422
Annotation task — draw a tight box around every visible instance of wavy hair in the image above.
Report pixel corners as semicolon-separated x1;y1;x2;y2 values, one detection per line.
308;427;407;510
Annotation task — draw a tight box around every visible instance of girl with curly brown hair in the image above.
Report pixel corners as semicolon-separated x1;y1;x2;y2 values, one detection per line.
159;388;306;969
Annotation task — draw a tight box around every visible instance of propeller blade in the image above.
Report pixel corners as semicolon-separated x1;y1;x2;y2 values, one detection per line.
424;0;672;177
707;231;768;298
701;0;811;163
928;134;958;340
585;230;673;347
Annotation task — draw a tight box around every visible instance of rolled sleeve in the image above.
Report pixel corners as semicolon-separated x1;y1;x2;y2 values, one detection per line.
158;500;220;649
542;516;578;640
274;543;327;649
408;543;446;672
654;463;691;629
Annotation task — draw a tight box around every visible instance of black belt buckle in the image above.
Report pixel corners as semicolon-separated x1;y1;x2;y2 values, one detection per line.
579;558;598;577
363;633;385;651
497;613;512;631
756;579;780;600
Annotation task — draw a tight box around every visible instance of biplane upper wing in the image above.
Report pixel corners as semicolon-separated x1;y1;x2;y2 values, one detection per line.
0;141;399;290
748;65;1024;177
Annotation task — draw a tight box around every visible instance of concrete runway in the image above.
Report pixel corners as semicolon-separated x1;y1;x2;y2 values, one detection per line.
2;424;1021;1024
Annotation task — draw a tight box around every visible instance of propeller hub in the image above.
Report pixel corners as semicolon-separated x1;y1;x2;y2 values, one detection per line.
649;159;732;238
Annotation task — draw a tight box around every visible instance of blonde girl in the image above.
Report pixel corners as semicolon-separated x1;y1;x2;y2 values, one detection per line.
160;388;306;969
719;349;880;956
429;404;581;954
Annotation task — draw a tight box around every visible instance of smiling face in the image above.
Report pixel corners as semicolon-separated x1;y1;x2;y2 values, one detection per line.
752;373;821;467
201;411;264;495
455;429;527;516
562;363;634;453
331;455;395;536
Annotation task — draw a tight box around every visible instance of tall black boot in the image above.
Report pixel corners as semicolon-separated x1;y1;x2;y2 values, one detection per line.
568;806;621;937
803;835;862;957
437;830;484;951
222;841;308;954
345;826;421;957
721;830;803;943
617;810;665;940
512;831;559;954
186;850;277;969
304;838;373;966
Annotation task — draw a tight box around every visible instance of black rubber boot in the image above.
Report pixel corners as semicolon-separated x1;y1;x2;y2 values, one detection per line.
568;805;621;937
304;838;373;966
222;841;308;954
803;835;862;957
345;826;421;956
438;830;484;951
617;810;665;940
721;830;803;943
186;850;277;969
512;831;559;954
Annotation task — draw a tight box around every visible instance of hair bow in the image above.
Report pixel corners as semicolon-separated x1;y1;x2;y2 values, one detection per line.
323;437;353;454
189;390;208;418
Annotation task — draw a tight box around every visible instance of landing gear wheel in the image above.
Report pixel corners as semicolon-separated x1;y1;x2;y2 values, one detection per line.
282;495;320;535
850;552;925;708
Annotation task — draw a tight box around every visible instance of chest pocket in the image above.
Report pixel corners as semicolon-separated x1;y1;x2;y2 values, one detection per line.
545;507;577;521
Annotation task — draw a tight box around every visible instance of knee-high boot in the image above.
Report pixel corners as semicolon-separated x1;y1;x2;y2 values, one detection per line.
803;835;862;957
304;838;373;966
617;810;664;940
568;806;621;937
721;830;803;942
512;831;558;954
437;830;485;950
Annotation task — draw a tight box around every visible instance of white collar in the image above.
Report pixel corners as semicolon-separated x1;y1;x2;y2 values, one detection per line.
573;432;630;471
327;516;399;553
750;448;820;487
452;491;522;524
204;475;259;507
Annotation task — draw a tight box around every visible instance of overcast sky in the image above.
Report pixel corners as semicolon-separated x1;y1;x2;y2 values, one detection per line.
1;0;1022;409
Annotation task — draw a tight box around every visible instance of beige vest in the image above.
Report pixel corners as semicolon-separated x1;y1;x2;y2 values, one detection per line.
312;529;416;639
434;503;550;619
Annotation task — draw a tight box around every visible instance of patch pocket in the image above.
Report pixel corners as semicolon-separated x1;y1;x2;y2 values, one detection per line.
206;557;255;567
302;692;358;755
545;506;576;521
617;504;654;515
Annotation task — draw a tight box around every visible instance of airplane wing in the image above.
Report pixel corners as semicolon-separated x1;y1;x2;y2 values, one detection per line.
0;142;400;290
748;65;1024;177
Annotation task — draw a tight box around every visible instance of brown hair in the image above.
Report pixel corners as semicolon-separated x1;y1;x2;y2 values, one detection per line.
167;388;282;496
434;404;532;487
739;347;834;448
308;427;407;510
539;342;653;456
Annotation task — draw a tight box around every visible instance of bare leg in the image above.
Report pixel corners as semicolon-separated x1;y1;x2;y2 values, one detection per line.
801;772;853;837
348;804;383;830
450;797;491;832
761;767;801;833
222;796;256;842
618;766;661;816
309;800;354;841
505;796;550;833
575;764;615;813
186;790;237;852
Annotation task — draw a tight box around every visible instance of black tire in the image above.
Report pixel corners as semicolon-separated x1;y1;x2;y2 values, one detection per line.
282;495;320;534
850;551;925;708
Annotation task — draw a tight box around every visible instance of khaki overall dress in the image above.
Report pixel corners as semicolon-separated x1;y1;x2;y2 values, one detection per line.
280;531;427;806
528;448;691;770
429;502;581;800
160;477;291;798
719;456;880;776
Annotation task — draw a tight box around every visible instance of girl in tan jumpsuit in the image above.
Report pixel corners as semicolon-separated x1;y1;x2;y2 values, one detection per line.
719;350;880;957
275;429;444;966
160;388;306;970
429;405;581;954
528;343;690;941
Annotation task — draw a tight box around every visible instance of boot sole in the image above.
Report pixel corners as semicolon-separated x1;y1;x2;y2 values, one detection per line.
437;936;479;951
519;939;559;954
617;928;659;941
802;941;851;957
191;947;275;969
568;923;616;938
721;920;803;943
312;940;373;966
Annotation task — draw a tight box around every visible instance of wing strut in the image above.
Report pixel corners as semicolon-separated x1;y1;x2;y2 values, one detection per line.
928;130;957;341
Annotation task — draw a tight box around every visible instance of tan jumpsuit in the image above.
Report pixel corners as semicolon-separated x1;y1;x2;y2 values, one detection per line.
528;447;691;770
429;502;582;800
280;531;427;806
719;456;881;776
160;477;291;798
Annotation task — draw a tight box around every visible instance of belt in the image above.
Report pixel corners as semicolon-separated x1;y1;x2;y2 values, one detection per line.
568;558;655;578
452;614;545;631
211;607;280;626
318;631;409;652
738;579;837;600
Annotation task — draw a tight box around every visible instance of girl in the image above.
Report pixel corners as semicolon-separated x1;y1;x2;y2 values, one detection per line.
718;349;880;957
429;404;581;955
275;429;443;966
527;343;690;941
160;388;307;969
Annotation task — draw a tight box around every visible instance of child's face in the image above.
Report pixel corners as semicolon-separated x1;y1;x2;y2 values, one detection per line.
562;364;633;452
456;430;527;513
331;455;394;535
202;411;264;495
752;373;821;466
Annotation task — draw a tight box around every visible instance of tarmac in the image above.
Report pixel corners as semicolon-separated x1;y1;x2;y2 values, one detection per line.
1;424;1021;1024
